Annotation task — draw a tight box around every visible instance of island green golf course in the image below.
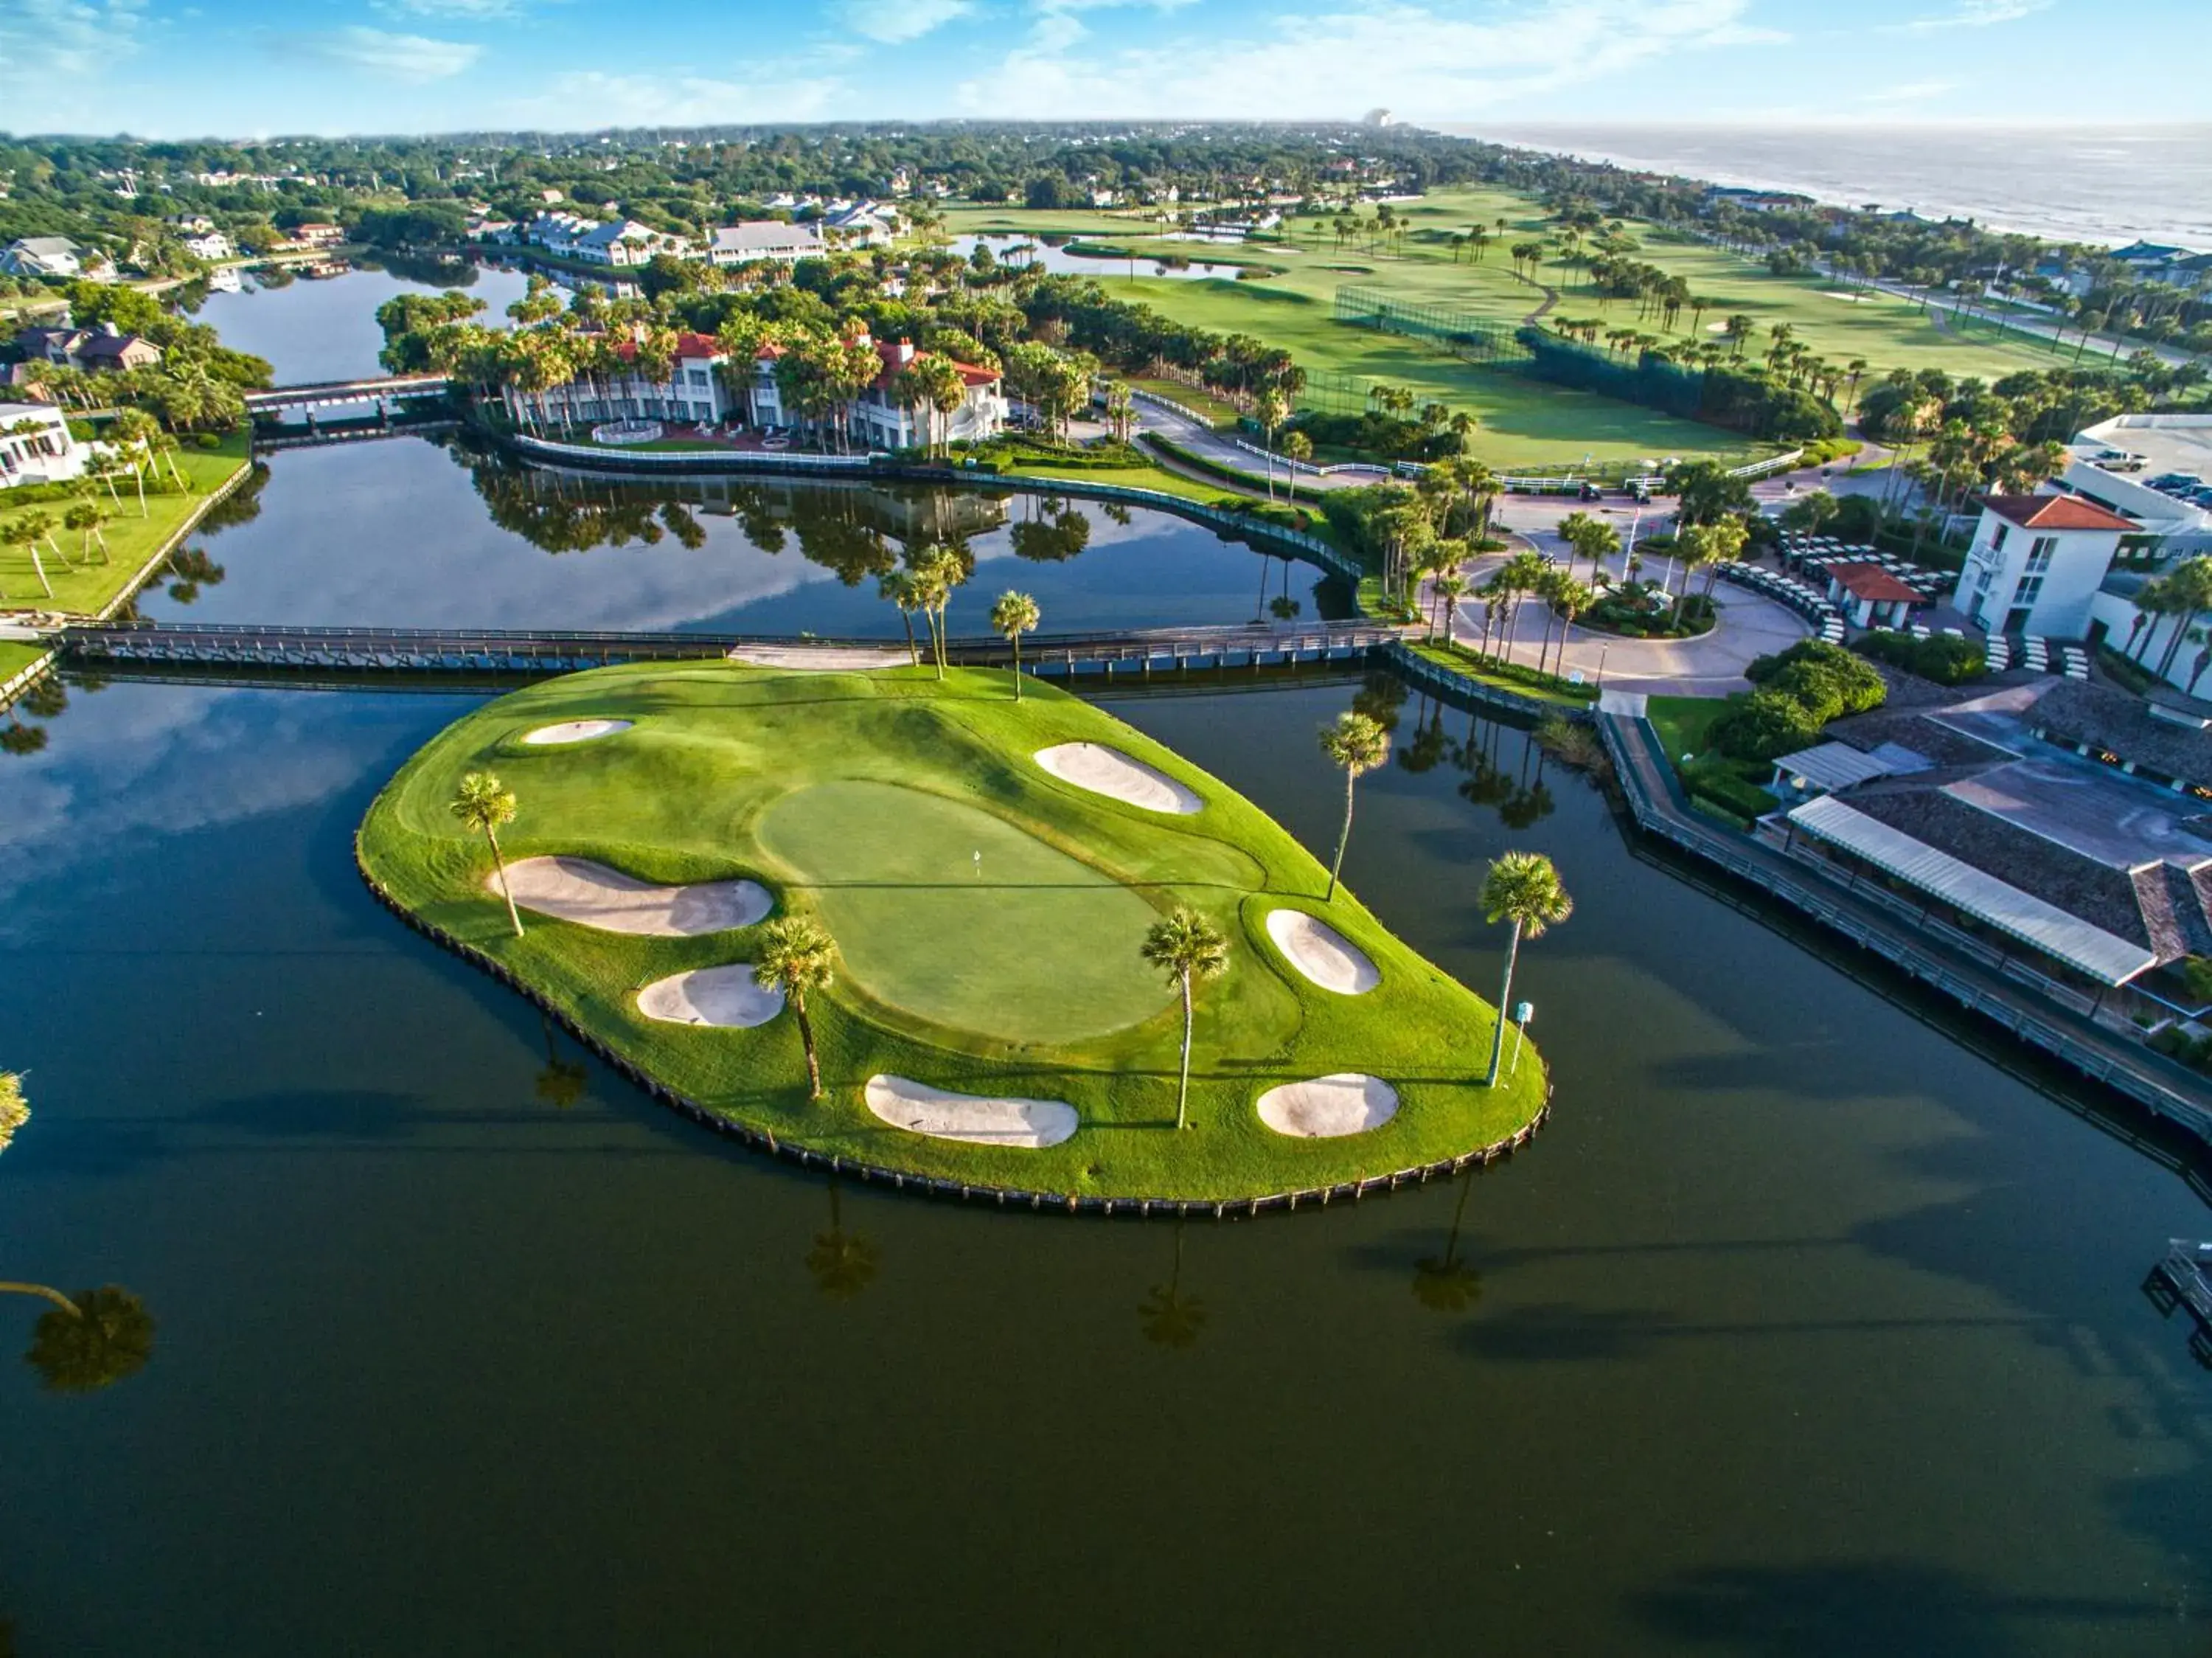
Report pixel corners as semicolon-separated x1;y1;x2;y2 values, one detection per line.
355;663;1551;1207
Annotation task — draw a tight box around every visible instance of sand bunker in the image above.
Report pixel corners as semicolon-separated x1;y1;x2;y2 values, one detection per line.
494;856;772;935
1256;1074;1399;1138
863;1075;1079;1148
1821;291;1870;302
1265;909;1380;995
1033;743;1203;814
637;965;785;1028
728;645;909;670
521;719;633;745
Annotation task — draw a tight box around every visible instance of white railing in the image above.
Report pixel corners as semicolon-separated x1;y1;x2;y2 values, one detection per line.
1225;435;1389;478
1728;448;1806;480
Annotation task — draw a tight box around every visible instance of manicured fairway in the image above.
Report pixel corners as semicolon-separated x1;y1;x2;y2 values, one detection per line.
356;663;1550;1202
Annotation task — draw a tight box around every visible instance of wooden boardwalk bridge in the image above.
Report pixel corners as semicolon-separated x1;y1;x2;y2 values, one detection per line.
57;619;1397;679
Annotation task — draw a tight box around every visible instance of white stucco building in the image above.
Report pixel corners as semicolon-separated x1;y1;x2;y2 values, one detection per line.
0;403;88;488
1954;493;2140;638
706;222;827;266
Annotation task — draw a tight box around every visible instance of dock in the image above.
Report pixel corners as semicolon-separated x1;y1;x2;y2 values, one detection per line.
2146;1240;2212;1367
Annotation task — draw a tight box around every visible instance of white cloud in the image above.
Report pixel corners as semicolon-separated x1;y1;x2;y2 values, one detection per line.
1884;0;2048;30
374;0;523;18
840;0;970;44
270;25;483;82
0;0;146;89
508;69;849;125
959;0;1781;121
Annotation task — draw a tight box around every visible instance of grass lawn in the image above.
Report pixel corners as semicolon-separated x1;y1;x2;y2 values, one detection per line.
1643;693;1778;823
1124;375;1242;426
0;431;251;617
358;664;1549;1201
0;640;45;683
1405;640;1599;709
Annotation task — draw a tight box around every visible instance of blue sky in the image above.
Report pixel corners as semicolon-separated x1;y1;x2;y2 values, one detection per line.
1;0;2204;139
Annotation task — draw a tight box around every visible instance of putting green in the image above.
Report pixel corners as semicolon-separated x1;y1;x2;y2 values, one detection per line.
757;779;1169;1042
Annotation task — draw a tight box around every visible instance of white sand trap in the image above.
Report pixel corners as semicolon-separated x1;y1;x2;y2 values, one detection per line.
728;645;908;670
1821;291;1870;302
1033;743;1203;814
637;965;785;1027
1265;909;1380;995
863;1075;1079;1149
1256;1074;1399;1139
494;856;772;935
521;718;633;746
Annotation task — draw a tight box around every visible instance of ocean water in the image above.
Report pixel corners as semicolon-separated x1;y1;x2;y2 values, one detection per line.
1441;122;2212;251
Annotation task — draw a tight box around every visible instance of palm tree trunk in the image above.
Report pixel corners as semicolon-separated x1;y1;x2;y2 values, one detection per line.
1485;920;1523;1086
900;608;919;667
933;603;948;679
133;465;147;517
485;828;524;937
1011;632;1023;701
795;993;823;1099
0;1282;80;1315
1326;769;1356;903
28;544;51;597
2160;609;2201;679
1175;971;1194;1131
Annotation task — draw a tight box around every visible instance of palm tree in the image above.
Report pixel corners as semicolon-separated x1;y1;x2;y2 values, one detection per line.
990;589;1040;700
756;915;838;1100
0;516;51;600
450;771;524;937
1318;710;1391;903
63;499;107;565
877;569;925;666
1433;570;1470;645
12;1284;156;1393
1141;909;1228;1131
1281;431;1313;510
1480;850;1573;1086
0;1068;24;1154
1256;387;1290;501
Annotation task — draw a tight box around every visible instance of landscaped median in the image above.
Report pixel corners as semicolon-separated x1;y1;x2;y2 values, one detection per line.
356;662;1550;1207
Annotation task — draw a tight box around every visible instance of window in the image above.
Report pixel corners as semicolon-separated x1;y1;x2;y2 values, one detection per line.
1991;522;2010;552
2011;574;2044;608
2025;535;2057;573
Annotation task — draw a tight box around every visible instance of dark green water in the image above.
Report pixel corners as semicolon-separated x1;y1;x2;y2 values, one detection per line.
1;442;2207;1655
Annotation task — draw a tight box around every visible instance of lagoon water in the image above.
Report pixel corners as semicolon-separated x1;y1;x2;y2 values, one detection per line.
0;271;2206;1656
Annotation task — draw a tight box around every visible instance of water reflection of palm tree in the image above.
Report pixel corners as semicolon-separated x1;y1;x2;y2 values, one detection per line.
806;1182;880;1303
1411;1168;1482;1314
534;1015;587;1111
1397;696;1450;774
1138;1221;1207;1348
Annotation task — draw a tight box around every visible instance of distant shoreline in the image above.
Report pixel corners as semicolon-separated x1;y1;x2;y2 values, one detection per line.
1433;121;2211;252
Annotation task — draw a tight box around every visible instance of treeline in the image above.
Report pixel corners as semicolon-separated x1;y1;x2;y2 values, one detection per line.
8;280;272;430
1516;328;1842;443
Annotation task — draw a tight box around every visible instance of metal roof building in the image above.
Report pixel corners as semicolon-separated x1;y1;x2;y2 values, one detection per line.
1786;794;2160;985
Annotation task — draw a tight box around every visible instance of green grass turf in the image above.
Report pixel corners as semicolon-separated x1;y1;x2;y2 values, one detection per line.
0;431;251;617
0;641;45;684
757;777;1177;1042
358;663;1549;1201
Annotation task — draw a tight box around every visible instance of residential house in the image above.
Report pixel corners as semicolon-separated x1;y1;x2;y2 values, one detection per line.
1952;492;2140;637
13;322;164;373
818;202;898;247
1;237;84;279
0;401;88;488
289;223;346;249
525;212;690;267
181;231;234;262
706;221;827;268
2109;242;2203;287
